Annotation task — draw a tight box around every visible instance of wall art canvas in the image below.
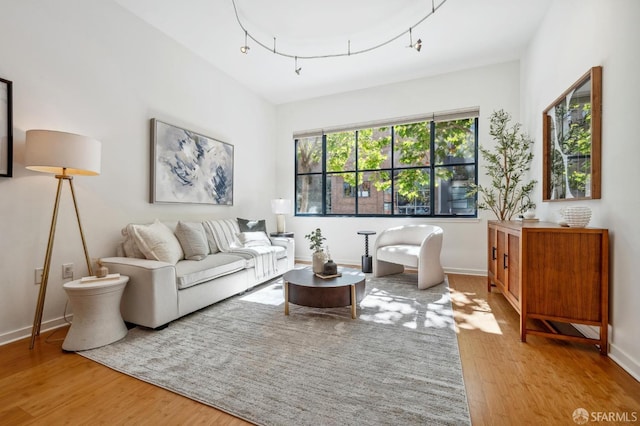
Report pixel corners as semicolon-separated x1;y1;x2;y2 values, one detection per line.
0;77;13;177
150;119;233;205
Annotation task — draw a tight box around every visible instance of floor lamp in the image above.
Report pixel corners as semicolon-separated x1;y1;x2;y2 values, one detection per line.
25;130;101;349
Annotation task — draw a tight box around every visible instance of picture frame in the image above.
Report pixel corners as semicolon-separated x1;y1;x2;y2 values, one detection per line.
150;118;234;205
0;77;13;177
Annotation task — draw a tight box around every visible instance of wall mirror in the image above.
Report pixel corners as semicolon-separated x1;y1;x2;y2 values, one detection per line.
543;66;602;201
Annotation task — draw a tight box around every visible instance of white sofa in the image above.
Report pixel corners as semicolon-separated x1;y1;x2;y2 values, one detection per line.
101;218;294;329
373;224;444;289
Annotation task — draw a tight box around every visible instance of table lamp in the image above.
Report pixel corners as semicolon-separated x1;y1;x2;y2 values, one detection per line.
25;129;101;349
271;198;292;234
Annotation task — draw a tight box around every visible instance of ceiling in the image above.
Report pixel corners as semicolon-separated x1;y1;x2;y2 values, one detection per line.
115;0;552;105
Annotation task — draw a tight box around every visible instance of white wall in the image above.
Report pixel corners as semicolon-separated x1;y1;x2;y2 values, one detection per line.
0;0;277;343
521;0;640;378
275;61;521;274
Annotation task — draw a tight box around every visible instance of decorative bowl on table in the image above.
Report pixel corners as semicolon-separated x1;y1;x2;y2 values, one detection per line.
561;206;592;228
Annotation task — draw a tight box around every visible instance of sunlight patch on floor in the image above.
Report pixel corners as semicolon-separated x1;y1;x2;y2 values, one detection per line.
449;288;503;335
360;288;455;330
240;281;284;306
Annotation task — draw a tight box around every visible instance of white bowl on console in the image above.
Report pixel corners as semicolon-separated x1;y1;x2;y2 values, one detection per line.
562;206;592;228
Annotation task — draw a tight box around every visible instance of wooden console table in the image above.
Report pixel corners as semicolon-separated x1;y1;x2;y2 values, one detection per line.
487;221;609;354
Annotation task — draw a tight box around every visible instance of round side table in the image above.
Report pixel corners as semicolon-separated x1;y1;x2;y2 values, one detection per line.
62;275;129;351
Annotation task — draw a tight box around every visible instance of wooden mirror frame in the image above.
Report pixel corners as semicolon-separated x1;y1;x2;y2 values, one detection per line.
543;66;602;201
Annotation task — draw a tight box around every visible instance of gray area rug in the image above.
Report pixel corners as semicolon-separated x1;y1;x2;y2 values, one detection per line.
80;271;470;425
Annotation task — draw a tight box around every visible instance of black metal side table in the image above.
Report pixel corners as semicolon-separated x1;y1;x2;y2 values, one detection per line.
357;231;376;273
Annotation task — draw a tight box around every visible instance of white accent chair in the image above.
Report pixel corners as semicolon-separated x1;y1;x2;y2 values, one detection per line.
373;224;445;289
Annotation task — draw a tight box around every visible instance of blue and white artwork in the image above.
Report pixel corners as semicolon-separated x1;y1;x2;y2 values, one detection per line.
151;119;233;205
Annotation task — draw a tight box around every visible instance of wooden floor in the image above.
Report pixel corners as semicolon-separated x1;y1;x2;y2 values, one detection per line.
1;274;638;425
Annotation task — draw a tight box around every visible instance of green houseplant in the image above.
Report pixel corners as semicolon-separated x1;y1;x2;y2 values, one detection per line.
305;228;327;273
469;109;536;220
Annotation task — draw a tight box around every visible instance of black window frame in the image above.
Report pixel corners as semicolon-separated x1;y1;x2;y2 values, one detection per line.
294;115;479;218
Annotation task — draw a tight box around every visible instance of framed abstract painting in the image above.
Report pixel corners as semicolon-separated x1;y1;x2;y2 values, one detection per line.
0;77;12;177
150;119;233;205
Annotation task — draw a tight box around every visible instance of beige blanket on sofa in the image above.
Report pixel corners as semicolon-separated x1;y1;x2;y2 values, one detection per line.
203;219;278;280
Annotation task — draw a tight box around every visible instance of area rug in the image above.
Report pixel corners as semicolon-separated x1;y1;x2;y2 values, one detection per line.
80;272;470;426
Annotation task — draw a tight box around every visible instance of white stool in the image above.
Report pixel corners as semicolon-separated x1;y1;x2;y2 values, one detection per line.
62;275;129;351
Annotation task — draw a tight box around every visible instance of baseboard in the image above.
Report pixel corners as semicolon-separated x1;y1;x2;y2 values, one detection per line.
0;315;71;347
608;343;640;382
572;325;639;381
444;267;486;276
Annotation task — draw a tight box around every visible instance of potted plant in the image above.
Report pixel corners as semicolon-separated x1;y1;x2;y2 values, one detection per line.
468;109;536;220
305;228;326;273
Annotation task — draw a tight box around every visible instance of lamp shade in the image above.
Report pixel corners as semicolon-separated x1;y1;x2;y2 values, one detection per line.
25;130;101;176
271;198;291;215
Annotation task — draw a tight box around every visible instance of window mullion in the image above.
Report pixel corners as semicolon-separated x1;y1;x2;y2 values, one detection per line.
355;130;359;215
429;120;436;217
390;126;395;216
322;133;327;215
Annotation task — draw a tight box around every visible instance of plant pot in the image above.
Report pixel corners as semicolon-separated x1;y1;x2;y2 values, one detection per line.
312;251;326;274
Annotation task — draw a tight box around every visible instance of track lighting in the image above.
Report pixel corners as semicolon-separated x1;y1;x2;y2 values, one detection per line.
294;57;302;75
240;30;249;53
408;28;422;52
232;0;448;73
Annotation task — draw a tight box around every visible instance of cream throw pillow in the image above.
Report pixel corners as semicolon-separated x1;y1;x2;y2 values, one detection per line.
175;221;209;261
121;224;146;258
131;219;184;264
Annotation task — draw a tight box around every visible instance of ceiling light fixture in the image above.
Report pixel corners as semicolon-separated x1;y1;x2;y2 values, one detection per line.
232;0;448;74
294;56;302;75
240;30;250;53
408;28;423;52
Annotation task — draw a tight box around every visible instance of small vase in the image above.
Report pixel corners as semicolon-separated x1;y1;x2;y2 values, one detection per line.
323;259;338;275
312;251;326;274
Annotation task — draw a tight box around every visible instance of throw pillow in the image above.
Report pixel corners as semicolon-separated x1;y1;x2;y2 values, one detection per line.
202;222;220;254
237;231;272;247
130;219;184;264
237;218;267;233
121;224;146;258
175;221;209;261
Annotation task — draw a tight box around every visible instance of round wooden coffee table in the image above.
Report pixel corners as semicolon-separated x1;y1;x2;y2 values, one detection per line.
283;267;366;319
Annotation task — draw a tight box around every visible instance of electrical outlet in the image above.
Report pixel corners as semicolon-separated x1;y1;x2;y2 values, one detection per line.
62;263;74;279
35;267;43;285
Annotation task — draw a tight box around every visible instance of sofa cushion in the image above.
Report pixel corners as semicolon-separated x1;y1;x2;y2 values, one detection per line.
237;231;271;247
130;219;184;264
175;221;209;261
237;217;267;233
175;253;246;289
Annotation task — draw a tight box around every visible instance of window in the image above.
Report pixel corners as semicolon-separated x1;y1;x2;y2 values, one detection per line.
295;112;478;217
